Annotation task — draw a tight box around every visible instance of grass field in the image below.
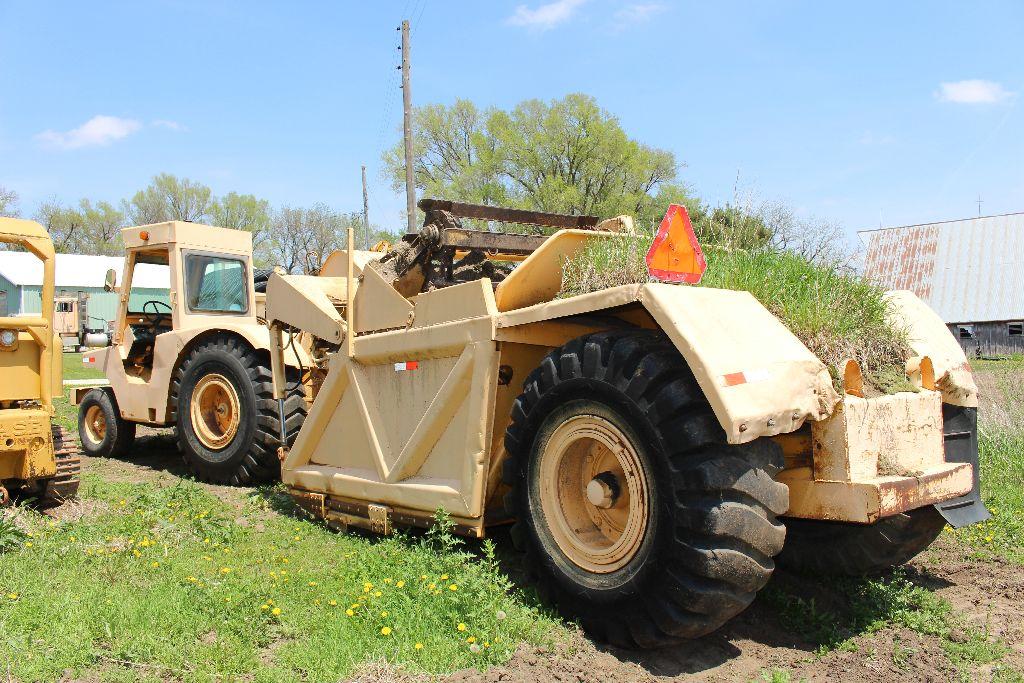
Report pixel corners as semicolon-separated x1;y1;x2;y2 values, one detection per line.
0;353;1022;681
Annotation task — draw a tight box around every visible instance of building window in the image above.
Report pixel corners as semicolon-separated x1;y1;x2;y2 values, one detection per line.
1010;322;1023;336
958;325;974;339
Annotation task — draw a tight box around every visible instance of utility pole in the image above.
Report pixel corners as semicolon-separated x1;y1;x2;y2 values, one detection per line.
361;165;370;249
976;194;983;217
399;20;415;233
399;20;416;234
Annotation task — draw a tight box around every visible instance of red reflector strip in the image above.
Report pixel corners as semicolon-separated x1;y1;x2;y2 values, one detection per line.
394;361;419;372
723;372;746;387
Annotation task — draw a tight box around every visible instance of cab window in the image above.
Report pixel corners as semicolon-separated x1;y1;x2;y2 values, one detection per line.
185;254;248;314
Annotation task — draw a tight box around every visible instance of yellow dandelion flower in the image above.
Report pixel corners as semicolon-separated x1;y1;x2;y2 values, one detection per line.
220;567;232;574
351;603;360;609
374;591;382;597
282;558;289;564
272;607;282;616
484;642;490;648
420;574;427;580
268;599;274;605
440;574;449;580
381;626;392;636
261;604;269;610
346;609;355;616
384;578;392;584
396;580;405;588
415;642;424;650
467;636;476;643
25;542;33;548
380;610;389;617
428;583;436;590
457;623;467;631
6;593;18;600
308;581;317;587
329;599;337;606
151;561;159;568
449;584;458;591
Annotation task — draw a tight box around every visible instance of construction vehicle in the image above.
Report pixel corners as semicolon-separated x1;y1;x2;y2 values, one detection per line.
0;218;81;508
54;293;112;351
262;198;988;649
74;222;308;485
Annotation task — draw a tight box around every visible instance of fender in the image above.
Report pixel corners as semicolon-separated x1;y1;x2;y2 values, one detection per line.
494;282;840;444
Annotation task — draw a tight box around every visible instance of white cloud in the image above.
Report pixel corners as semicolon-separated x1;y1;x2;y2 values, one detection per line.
152;119;187;131
507;0;586;30
36;115;142;149
936;80;1014;104
614;3;666;24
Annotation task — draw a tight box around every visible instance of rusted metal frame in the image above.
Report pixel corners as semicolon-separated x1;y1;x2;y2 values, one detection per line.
290;487;485;537
418;198;600;230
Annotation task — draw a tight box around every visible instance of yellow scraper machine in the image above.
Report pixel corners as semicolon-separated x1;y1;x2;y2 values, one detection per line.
262;198;988;648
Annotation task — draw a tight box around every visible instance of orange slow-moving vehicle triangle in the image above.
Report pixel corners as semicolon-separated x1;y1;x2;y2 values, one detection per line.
646;204;707;284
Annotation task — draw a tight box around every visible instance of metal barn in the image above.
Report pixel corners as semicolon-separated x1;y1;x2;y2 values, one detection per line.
861;212;1024;356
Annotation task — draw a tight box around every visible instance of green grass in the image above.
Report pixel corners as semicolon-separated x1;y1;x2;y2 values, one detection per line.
951;432;1024;564
765;571;1007;672
559;236;910;392
62;350;107;382
0;478;561;682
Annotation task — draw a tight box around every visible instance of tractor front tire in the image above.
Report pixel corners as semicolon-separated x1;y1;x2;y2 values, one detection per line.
172;335;306;486
503;331;789;649
778;507;947;576
78;388;136;458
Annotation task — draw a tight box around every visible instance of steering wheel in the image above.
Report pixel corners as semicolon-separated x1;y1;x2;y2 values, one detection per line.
141;300;172;332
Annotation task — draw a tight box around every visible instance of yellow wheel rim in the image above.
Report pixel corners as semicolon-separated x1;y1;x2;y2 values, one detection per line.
83;404;107;445
538;414;650;573
190;373;241;451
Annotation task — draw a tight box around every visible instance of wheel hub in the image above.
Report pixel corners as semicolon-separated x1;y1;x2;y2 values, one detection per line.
82;405;107;445
190;373;241;451
538;414;650;574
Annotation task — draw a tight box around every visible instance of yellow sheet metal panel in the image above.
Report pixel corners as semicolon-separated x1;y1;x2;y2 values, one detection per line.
638;283;839;444
812;391;945;482
885;290;978;408
0;408;54;480
0;333;41;402
411;279;497;328
265;274;346;344
353;264;413;333
493;229;619;312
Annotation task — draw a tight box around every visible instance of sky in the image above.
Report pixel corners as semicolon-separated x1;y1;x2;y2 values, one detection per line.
1;0;1022;246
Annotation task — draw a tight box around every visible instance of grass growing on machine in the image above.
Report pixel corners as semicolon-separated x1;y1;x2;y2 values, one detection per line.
559;234;911;393
0;477;560;682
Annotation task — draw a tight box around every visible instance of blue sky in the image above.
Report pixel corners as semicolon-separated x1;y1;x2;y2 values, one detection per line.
1;0;1021;243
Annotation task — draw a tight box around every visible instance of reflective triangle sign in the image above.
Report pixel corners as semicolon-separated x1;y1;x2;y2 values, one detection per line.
645;204;707;284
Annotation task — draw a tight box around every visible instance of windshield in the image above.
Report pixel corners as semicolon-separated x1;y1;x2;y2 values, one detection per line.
184;253;248;314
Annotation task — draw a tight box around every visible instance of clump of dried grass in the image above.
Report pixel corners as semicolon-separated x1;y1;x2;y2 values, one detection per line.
559;234;912;393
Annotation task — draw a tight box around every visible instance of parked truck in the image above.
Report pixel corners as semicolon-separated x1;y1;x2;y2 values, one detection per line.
258;199;988;648
0;218;81;508
54;293;112;351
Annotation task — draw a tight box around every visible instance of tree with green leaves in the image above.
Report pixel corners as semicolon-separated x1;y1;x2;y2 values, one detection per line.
125;173;212;224
385;93;688;231
209;192;272;254
34;198;125;255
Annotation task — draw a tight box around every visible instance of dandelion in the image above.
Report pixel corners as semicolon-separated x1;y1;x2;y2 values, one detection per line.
329;599;337;606
374;591;382;597
986;535;994;542
187;576;198;583
220;567;232;574
346;609;355;616
415;643;424;650
449;584;458;591
467;636;476;643
282;558;290;564
25;542;33;548
6;593;18;600
484;642;490;648
272;607;282;616
151;561;160;568
261;604;270;611
384;578;392;584
428;583;436;590
380;611;389;617
457;623;467;632
440;574;449;580
396;580;405;588
496;610;507;621
308;581;317;587
420;574;427;580
381;626;392;636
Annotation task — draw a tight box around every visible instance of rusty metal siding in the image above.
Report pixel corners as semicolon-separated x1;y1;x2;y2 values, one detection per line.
862;213;1024;324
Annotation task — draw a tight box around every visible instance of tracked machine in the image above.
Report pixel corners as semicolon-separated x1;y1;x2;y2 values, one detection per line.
0;218;81;508
258;199;986;648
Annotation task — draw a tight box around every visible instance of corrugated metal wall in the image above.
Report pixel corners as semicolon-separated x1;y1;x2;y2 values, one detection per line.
21;286;170;327
0;273;17;317
947;321;1024;357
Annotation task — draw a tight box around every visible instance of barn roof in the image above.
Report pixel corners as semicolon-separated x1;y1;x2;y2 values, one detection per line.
0;252;169;289
860;212;1024;324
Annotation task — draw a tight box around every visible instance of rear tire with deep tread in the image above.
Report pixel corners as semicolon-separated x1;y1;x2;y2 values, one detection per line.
171;334;306;486
778;506;947;576
503;330;789;649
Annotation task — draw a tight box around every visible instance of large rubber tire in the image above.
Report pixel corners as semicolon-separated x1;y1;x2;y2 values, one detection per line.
38;424;83;508
778;506;947;576
78;388;136;458
171;335;306;486
503;330;789;649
